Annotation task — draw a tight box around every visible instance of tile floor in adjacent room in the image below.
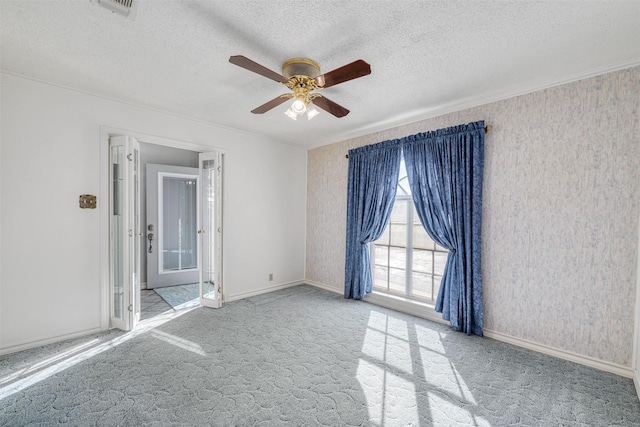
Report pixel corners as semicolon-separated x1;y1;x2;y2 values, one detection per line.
140;289;173;320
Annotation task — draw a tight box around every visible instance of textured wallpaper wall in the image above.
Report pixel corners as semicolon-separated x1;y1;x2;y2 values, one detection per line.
306;66;640;367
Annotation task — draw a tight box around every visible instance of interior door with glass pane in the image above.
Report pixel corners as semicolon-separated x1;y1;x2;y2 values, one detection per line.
109;135;141;331
146;164;199;289
198;152;223;308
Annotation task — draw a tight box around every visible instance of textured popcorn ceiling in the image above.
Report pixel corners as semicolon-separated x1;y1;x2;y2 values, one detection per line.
1;1;639;148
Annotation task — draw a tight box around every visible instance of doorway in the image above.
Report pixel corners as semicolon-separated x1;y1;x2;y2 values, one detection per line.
143;154;199;289
104;131;224;331
142;148;200;320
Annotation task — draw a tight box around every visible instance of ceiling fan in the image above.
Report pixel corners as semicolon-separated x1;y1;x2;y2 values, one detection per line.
229;55;371;120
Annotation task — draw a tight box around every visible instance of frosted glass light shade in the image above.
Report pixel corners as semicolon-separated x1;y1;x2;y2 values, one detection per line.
307;105;319;120
284;108;298;120
291;97;306;114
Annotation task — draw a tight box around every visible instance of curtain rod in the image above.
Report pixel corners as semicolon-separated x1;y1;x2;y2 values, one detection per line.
345;124;492;159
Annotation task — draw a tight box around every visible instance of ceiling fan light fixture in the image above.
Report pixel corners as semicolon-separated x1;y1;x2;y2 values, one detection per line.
229;55;370;119
306;105;320;120
284;108;298;120
291;96;307;114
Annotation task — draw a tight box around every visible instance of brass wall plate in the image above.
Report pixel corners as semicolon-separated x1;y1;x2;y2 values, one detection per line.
79;194;97;209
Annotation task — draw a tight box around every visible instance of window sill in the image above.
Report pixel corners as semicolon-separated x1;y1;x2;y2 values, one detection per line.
364;291;447;325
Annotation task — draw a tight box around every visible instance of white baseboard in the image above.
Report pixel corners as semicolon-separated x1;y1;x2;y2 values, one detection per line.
0;327;104;356
307;280;634;379
304;280;342;295
634;374;640;401
484;329;633;378
224;280;305;302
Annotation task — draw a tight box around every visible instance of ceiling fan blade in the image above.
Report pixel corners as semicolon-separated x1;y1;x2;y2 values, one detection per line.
315;59;371;88
251;95;291;114
312;95;350;118
229;55;289;84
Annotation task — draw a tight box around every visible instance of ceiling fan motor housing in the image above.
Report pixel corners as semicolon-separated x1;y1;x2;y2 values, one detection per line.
282;58;321;79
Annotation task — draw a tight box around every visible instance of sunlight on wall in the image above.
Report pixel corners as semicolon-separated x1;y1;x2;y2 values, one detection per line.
357;310;486;425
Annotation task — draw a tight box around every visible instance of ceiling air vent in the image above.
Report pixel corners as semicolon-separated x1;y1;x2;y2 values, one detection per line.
92;0;137;18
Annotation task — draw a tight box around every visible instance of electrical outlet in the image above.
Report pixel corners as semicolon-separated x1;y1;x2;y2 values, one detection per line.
268;273;273;281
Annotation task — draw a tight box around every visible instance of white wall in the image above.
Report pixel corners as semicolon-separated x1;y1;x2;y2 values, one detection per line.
0;73;307;353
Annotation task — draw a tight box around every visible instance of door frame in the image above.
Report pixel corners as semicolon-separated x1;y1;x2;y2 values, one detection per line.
99;126;227;330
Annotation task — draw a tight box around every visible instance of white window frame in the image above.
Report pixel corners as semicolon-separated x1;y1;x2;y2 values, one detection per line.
371;160;448;303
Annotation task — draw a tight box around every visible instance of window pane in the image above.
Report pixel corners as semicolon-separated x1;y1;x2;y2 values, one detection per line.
389;199;408;246
374;266;388;290
110;145;124;321
376;225;390;245
411;272;433;300
434;275;443;300
413;223;435;250
162;176;198;272
434;252;448;276
374;245;389;266
396;159;410;195
367;159;454;305
389;223;406;247
389;246;406;269
388;268;406;293
390;199;407;223
412;248;432;274
369;182;453;304
435;243;448;252
398;176;411;195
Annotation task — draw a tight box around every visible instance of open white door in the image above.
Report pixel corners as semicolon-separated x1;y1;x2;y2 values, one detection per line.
198;151;223;308
109;135;141;330
146;164;199;289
